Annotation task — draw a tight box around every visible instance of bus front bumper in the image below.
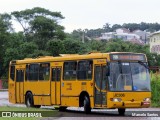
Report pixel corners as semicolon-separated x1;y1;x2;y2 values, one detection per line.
107;92;151;109
107;101;150;108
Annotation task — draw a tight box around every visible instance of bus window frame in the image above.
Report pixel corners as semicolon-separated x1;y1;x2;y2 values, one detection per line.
63;61;77;81
77;60;93;81
25;62;50;81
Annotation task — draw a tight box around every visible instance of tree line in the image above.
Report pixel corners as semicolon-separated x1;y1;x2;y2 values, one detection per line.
83;22;160;38
0;7;159;78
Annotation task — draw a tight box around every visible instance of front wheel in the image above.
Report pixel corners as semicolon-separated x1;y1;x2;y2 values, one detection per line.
84;96;91;114
118;108;125;115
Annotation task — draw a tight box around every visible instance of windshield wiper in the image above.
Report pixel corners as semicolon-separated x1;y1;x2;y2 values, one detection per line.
138;61;149;69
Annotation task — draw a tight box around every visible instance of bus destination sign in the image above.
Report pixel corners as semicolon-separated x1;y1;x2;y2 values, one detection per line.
110;54;146;61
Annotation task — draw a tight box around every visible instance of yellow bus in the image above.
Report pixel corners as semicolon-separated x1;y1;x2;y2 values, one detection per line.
8;52;151;115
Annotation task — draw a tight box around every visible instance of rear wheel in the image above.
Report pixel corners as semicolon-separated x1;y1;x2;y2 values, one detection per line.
25;92;34;107
34;105;41;108
84;96;91;114
118;108;125;115
59;106;67;111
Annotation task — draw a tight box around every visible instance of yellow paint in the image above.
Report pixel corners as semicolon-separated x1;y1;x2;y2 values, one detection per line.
51;81;61;105
61;97;79;107
8;52;151;110
107;92;151;108
94;59;106;64
8;80;16;103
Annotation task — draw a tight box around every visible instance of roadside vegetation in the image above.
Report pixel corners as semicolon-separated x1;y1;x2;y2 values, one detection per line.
151;73;160;107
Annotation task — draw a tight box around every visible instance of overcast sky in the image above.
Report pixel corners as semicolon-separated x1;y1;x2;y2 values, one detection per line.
0;0;160;32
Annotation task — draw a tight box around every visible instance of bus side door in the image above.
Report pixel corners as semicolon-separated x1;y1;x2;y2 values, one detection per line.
15;69;24;103
94;59;107;107
9;65;16;103
51;62;62;105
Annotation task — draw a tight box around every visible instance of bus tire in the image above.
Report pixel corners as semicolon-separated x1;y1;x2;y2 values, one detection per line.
84;96;91;114
59;106;67;111
25;92;34;107
118;108;125;115
34;105;41;108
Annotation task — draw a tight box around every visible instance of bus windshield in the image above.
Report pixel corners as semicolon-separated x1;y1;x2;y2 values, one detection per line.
108;62;151;91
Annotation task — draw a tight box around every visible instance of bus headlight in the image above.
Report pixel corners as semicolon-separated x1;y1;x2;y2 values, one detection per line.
144;98;150;102
112;98;122;102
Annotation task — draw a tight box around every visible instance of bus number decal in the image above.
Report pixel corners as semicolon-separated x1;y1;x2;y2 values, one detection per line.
114;93;125;97
66;83;72;90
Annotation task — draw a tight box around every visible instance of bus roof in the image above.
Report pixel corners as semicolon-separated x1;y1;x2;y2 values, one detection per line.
11;52;146;64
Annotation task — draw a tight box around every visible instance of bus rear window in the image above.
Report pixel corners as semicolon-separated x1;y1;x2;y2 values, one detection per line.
10;66;15;81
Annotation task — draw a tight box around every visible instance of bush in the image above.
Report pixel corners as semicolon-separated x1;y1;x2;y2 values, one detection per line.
2;79;8;89
151;74;160;107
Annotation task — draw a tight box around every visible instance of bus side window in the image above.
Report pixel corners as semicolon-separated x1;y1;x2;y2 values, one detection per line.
39;63;50;81
63;61;77;80
10;65;15;81
77;60;93;80
27;64;39;81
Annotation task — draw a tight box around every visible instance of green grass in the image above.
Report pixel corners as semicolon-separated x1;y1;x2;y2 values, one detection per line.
0;106;58;120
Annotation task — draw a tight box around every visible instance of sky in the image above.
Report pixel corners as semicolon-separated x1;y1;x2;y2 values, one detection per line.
0;0;160;33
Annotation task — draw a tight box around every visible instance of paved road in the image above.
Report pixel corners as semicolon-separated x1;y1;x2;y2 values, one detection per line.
0;91;10;106
1;91;160;119
0;91;25;107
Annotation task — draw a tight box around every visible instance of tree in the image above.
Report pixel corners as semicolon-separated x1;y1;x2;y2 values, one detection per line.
46;39;64;56
103;23;111;32
62;39;84;54
12;7;64;33
111;24;122;31
87;40;106;52
0;14;13;78
11;7;66;49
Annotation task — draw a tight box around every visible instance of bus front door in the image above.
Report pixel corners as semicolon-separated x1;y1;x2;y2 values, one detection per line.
94;65;107;107
15;69;24;103
51;67;61;105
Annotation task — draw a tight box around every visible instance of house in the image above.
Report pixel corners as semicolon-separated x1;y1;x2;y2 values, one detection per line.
100;28;144;45
100;32;116;40
116;28;130;34
149;31;160;54
133;30;150;44
115;33;140;41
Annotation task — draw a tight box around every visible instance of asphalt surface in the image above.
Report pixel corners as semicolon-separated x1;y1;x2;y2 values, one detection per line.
1;91;160;120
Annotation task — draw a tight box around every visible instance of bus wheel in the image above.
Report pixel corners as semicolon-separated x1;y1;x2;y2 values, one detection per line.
84;96;91;114
34;105;41;108
59;106;67;111
25;92;34;107
118;108;125;115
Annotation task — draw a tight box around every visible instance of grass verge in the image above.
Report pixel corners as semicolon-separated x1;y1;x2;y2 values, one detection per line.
0;106;58;120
